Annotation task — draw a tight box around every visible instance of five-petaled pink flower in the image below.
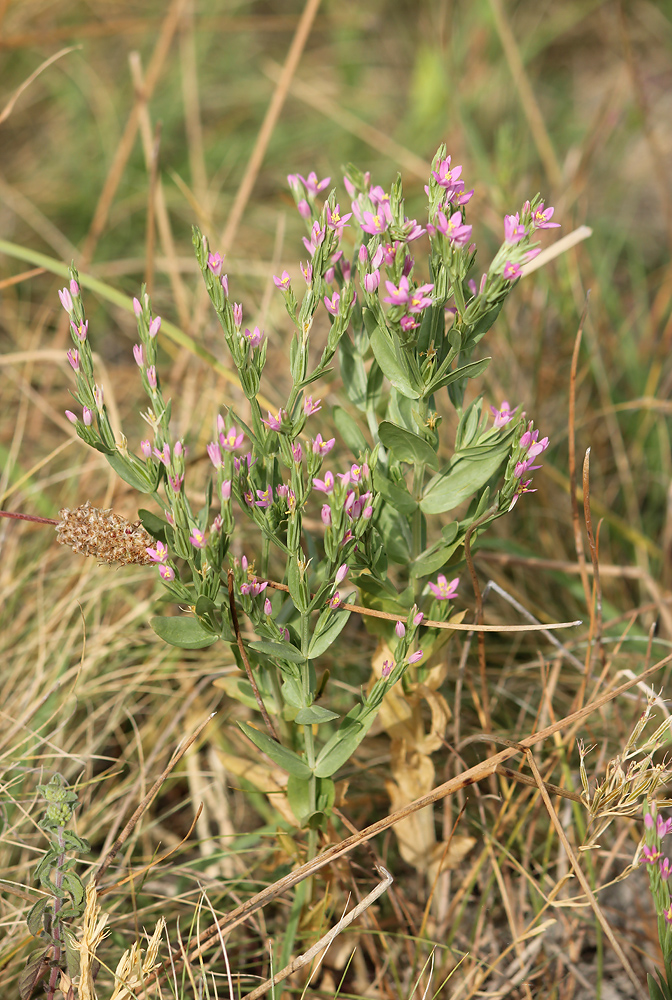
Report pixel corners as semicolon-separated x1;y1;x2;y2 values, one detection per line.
491;400;516;428
324;291;340;317
384;276;410;306
146;540;168;563
432;210;472;247
313;470;335;493
220;425;244;451
273;271;291;290
255;486;273;509
428;574;459;601
326;203;352;233
504;213;527;244
243;326;264;349
190;528;206;549
530;203;560;229
360;205;391;235
642;844;661;865
503;261;522;281
207;252;224;276
262;409;284;432
298;171;330;196
159;565;175;582
304;396;321;415
312;434;335;456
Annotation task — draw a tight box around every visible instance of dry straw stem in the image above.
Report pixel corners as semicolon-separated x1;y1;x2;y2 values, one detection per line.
185;652;672;964
93;713;214;887
241;866;394;1000
525;749;643;997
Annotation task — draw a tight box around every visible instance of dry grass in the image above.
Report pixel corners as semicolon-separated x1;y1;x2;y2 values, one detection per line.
1;1;672;998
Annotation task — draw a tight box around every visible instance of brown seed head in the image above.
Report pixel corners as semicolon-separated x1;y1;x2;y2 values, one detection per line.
56;500;155;565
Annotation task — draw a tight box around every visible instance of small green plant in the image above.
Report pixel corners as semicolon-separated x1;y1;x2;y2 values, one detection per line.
54;145;554;845
20;774;90;1000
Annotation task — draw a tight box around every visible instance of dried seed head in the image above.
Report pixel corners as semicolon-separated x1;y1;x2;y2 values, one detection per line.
56;501;155;565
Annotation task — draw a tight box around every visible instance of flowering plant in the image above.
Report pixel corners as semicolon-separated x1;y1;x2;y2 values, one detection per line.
56;145;553;833
642;804;672;998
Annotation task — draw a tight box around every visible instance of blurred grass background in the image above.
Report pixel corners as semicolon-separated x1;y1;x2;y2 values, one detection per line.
1;1;671;997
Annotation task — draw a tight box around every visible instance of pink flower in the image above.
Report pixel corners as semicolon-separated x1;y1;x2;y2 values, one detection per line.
658;815;672;839
531;203;560;229
432;210;472;247
328;592;341;609
313;471;335;493
147;365;157;390
221;479;232;500
324;291;340;317
243;326;264;349
58;287;73;313
642;844;661;865
69;279;79;296
408;283;434;314
233;303;243;327
262;409;284;432
491;400;516;428
298;171;330;196
133;344;144;367
264;597;273;615
504;213;527;244
190;528;206;549
381;660;393;679
660;857;672;879
255;486;273;509
292;442;303;463
140;439;152;459
207;251;224;276
72;320;88;342
407;650;424;664
326;202;352;233
321;504;331;526
304;396;322;416
413;610;424;626
363;270;380;293
240;577;268;597
384;275;410;306
428;574;459;601
146;540;169;563
360;205;391;235
273;270;291;290
312;434;335;456
82;407;93;426
300;261;312;284
220;425;244;451
334;563;348;586
400;315;419;332
66;348;79;371
133;296;143;317
207;442;221;467
159;565;175;582
395;620;405;638
503;261;522;281
432;156;463;193
154;443;170;466
65;410;78;424
149;316;161;338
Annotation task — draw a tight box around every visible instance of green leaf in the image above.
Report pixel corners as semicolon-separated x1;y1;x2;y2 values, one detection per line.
420;445;510;515
195;595;217;617
410;539;463;578
249;640;306;664
339;333;368;410
373;469;418;514
105;450;160;493
647;973;672;1000
365;311;420;399
286;774;335;826
332;406;368;457
150;616;218;649
313;707;375;777
378;420;438;470
307;606;352;659
238;722;312;778
294;705;340;724
425;356;491;395
26;897;49;937
138;508;168;539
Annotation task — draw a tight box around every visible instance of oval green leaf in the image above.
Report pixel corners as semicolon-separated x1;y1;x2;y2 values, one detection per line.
150;615;218;649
